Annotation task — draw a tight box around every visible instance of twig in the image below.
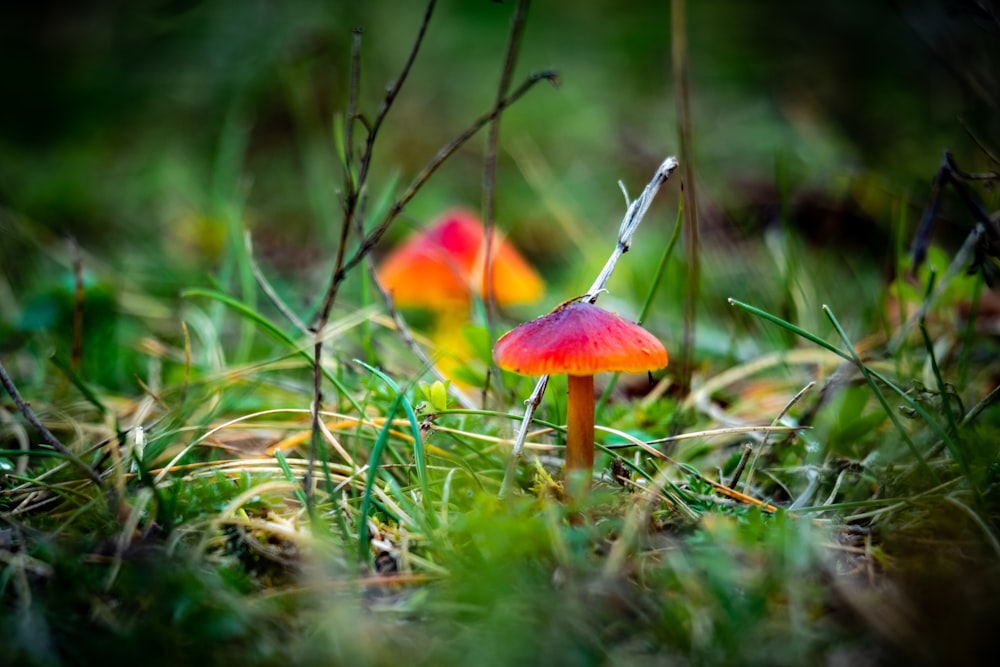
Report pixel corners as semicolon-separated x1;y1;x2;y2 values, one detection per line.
727;443;753;489
344;28;362;194
960;118;1000;168
366;255;477;410
312;69;559;382
482;0;532;396
672;0;700;396
498;156;679;498
335;70;560;294
892;222;985;353
0;359;103;487
306;6;555;508
357;0;437;191
308;3;438;511
356;82;556;413
962;383;1000;427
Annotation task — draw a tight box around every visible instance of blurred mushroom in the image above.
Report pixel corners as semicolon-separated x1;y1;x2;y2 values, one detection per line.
493;300;668;490
376;209;543;310
375;209;545;386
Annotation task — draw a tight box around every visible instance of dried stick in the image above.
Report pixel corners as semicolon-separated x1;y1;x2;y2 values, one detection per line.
305;7;556;506
307;3;437;510
365;255;477;410
497;156;679;498
482;0;532;396
332;70;559;295
343;28;362;195
0;359;103;487
672;0;700;397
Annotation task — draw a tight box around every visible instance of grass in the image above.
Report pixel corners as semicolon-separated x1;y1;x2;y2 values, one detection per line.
4;3;1000;666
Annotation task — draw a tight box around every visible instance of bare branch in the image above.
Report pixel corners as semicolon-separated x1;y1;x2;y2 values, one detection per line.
357;0;437;189
305;0;439;510
331;70;559;299
366;258;477;410
343;28;363;196
482;0;532;393
0;359;103;487
672;0;700;397
304;4;554;510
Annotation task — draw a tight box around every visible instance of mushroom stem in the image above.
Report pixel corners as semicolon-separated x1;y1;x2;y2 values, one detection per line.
566;374;596;482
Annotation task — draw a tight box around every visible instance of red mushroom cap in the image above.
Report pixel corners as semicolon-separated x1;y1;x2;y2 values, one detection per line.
493;300;668;376
376;209;544;309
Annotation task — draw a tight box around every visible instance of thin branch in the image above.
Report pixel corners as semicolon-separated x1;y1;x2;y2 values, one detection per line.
672;0;700;397
365;255;477;410
306;0;437;509
305;2;553;507
498;156;679;498
310;72;559;494
482;0;532;395
343;28;363;197
0;359;103;487
345;26;476;411
329;70;559;305
960;118;1000;168
357;0;437;189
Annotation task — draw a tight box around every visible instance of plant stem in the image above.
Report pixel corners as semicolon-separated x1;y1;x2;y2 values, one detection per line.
482;0;532;399
565;375;595;478
672;0;700;396
0;360;103;488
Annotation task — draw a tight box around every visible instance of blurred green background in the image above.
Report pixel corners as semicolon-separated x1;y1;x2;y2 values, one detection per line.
2;0;998;382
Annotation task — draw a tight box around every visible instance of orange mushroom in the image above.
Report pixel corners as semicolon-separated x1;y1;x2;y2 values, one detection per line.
376;209;543;310
493;300;668;489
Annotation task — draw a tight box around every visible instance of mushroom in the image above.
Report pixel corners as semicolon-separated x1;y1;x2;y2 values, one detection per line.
376;210;544;385
493;300;668;489
376;209;543;310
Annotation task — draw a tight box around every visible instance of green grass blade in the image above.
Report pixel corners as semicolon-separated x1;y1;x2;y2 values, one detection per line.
821;305;937;481
275;449;311;509
358;395;403;563
729;298;973;485
355;360;437;529
211;105;256;364
727;298;851;361
822;305;972;479
181;287;364;416
0;448;77;460
919;318;961;438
